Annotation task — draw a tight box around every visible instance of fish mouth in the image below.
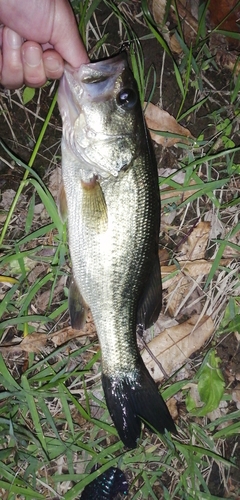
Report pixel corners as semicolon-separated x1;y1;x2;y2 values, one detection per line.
62;51;129;106
58;51;130;138
79;51;128;86
65;51;128;84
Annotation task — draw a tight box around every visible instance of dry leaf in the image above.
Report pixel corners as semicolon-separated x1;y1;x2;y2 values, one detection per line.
208;0;240;51
178;221;211;260
232;384;240;409
150;0;183;54
160;179;198;204
166;397;179;420
170;0;199;48
151;0;166;26
35;276;66;312
144;102;193;147
169;33;184;54
48;166;62;199
142;314;215;382
159;167;199;211
206;402;228;423
150;0;240;73
166;274;202;317
34;203;45;215
204;210;224;239
0;312;97;354
161;258;232;289
49;326;92;346
235;332;240;343
222;228;240;258
20;332;48;352
161;256;232;317
1;189;16;209
28;263;48;285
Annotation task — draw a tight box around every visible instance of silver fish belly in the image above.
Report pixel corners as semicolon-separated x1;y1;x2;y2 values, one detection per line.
58;52;176;448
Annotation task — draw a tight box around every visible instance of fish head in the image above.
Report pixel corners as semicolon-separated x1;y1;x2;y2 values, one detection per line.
58;52;145;181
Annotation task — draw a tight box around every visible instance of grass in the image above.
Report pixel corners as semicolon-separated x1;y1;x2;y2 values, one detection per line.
0;0;240;498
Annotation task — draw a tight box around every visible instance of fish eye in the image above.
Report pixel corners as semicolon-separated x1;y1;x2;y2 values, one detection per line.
116;88;138;110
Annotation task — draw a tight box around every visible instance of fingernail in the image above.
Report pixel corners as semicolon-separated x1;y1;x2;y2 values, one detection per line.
44;56;61;73
23;46;42;67
6;28;22;49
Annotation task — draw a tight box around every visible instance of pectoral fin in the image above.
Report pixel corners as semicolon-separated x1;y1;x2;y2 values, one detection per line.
137;255;162;330
81;177;108;232
69;276;88;330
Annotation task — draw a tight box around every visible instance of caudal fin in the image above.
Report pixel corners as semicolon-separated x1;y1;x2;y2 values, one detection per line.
102;359;176;449
80;466;128;500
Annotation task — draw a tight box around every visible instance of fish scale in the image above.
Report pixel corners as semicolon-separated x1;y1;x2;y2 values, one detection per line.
58;51;176;448
65;159;152;371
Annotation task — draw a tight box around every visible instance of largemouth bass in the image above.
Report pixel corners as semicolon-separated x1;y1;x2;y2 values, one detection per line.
58;52;176;448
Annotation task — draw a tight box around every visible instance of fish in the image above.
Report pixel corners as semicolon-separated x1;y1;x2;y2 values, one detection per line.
58;51;176;448
80;466;128;500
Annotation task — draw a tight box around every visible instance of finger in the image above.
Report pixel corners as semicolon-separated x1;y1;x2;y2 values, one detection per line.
0;0;89;68
1;27;23;89
0;25;3;47
0;26;2;83
21;40;46;87
50;0;89;67
42;48;64;80
0;52;2;83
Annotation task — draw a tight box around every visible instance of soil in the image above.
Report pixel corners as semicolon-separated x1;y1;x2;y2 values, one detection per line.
0;1;239;498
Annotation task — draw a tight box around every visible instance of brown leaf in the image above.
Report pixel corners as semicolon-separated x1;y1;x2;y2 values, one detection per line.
170;0;199;48
161;258;232;289
144;102;193;147
169;33;184;54
160;179;199;204
208;0;240;51
151;0;166;26
232;384;240;409
49;312;96;346
178;221;211;260
0;311;97;354
1;189;16;209
35;276;66;312
48;166;62;199
166;396;179;420
150;0;184;54
142;314;215;381
222;228;240;258
166;274;202;317
151;0;240;73
20;332;48;352
49;327;90;346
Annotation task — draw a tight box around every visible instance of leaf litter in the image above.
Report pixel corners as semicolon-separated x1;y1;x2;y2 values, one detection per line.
150;0;240;74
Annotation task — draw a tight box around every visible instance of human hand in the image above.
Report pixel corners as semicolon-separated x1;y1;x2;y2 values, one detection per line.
0;0;89;89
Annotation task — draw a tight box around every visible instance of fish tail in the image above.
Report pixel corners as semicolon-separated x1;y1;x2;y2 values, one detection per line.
102;360;176;449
